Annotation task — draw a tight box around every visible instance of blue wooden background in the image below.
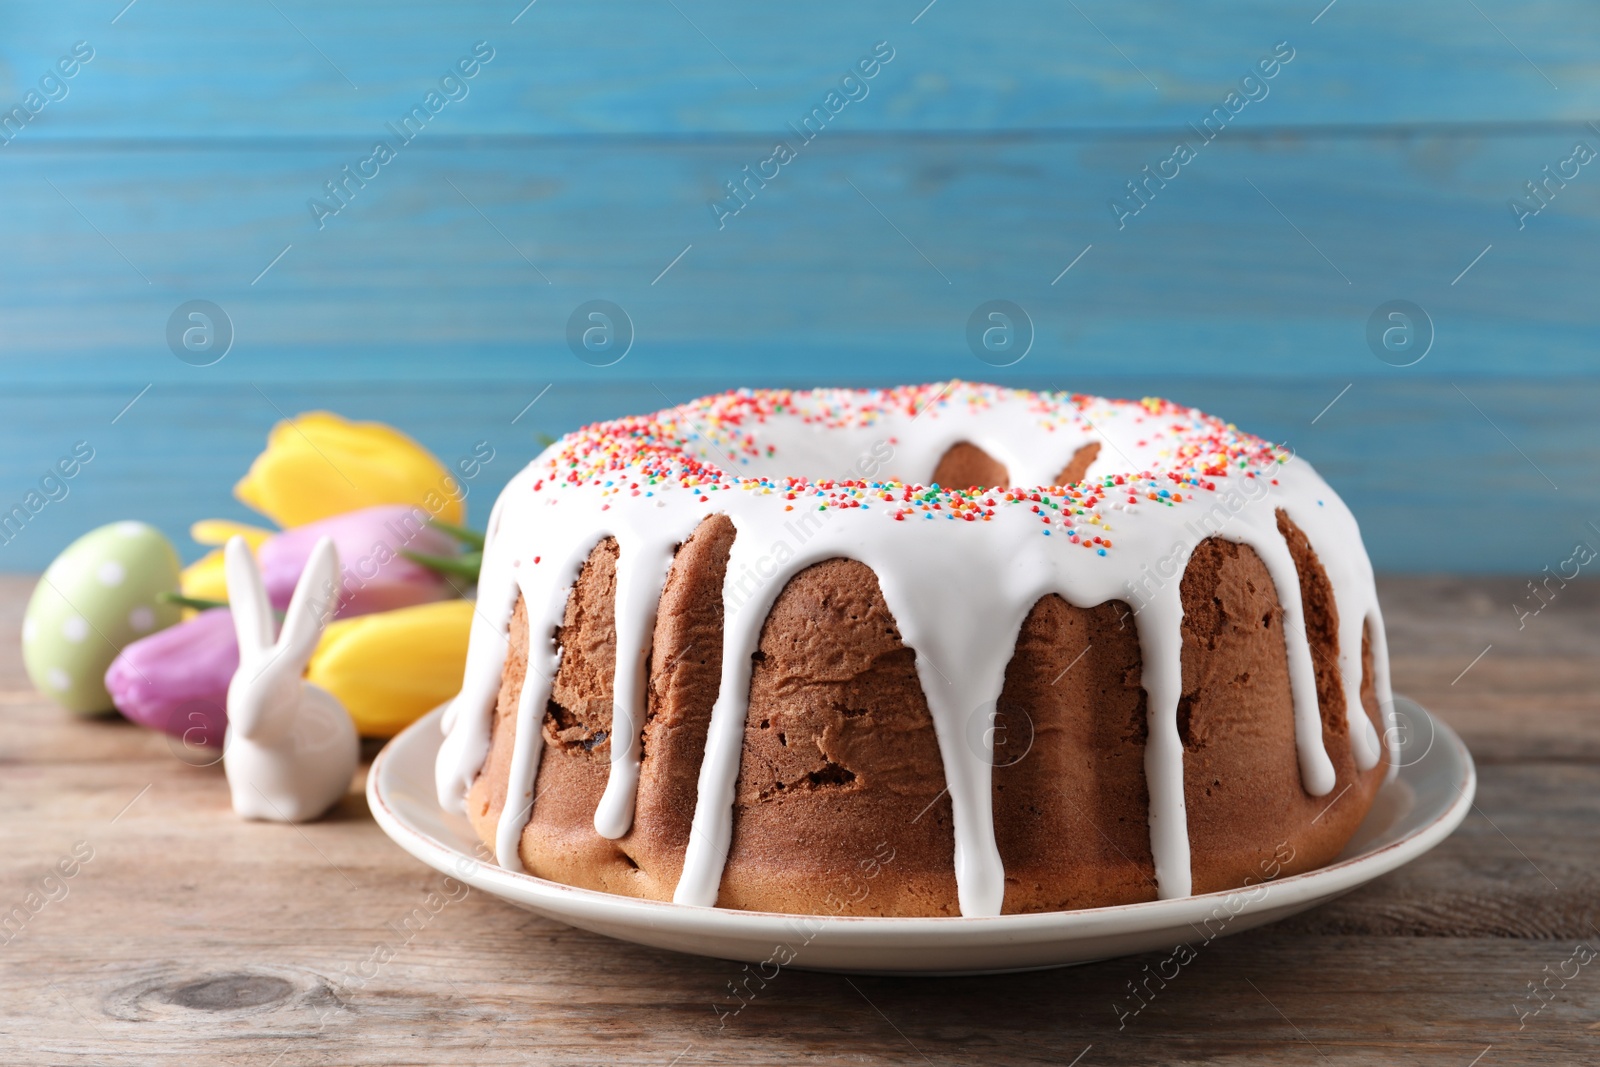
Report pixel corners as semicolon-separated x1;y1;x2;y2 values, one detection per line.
1;1;1596;573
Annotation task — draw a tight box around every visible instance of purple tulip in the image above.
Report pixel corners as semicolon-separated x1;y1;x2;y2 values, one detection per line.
104;608;235;746
257;504;459;618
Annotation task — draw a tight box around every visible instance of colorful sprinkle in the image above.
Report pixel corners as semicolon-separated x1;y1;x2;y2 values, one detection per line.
530;382;1288;558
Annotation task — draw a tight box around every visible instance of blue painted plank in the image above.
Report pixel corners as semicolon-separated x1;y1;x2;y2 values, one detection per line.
1;131;1596;387
1;0;1594;138
0;378;1589;575
2;3;1596;576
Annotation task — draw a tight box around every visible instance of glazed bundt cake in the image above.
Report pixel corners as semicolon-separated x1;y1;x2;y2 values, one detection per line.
436;383;1394;917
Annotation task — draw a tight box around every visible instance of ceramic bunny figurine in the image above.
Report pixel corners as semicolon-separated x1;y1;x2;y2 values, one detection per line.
223;534;358;822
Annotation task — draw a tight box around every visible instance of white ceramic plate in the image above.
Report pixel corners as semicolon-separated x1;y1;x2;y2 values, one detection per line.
368;695;1473;975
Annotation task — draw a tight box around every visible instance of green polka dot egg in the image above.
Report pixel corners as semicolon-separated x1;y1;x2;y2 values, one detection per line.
22;522;183;714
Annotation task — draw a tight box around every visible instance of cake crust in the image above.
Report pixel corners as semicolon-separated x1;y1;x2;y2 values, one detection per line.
443;383;1395;917
724;558;958;916
471;527;1388;914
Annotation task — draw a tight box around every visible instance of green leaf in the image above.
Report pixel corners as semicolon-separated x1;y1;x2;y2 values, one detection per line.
158;592;231;612
158;591;286;620
401;548;483;582
425;517;486;550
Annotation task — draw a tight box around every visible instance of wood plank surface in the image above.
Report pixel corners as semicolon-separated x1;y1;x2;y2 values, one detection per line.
4;374;1594;574
5;0;1597;138
4;1;1597;1055
3;131;1600;573
0;574;1596;1065
3;2;1598;575
6;132;1598;382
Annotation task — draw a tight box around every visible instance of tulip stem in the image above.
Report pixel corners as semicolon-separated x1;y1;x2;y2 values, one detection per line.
401;548;483;581
159;592;231;612
426;518;486;550
158;592;287;619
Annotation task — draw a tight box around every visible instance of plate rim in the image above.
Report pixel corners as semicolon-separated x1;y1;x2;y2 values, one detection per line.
368;694;1475;945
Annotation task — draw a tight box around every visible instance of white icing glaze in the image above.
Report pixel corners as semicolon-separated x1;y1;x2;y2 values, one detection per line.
434;384;1394;915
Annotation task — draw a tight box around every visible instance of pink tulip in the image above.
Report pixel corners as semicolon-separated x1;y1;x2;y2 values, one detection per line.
104;608;235;746
257;504;459;618
103;506;466;746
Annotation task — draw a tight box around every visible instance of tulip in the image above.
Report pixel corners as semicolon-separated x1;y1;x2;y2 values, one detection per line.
234;411;466;529
397;516;484;584
307;598;474;737
104;607;235;746
193;519;276;548
180;520;274;604
257;504;461;618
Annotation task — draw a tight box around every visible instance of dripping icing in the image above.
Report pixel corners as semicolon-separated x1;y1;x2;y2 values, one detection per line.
435;383;1393;914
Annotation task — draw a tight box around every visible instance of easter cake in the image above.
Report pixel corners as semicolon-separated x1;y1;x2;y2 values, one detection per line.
435;383;1394;916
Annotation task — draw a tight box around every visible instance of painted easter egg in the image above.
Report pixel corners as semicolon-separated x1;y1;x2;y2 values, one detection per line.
22;521;183;714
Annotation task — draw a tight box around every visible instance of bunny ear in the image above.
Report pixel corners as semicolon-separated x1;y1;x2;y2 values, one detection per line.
224;535;276;654
277;536;341;664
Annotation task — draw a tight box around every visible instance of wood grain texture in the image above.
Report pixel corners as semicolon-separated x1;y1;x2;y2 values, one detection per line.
2;2;1597;574
0;575;1597;1065
4;132;1598;383
4;1;1598;138
2;374;1593;575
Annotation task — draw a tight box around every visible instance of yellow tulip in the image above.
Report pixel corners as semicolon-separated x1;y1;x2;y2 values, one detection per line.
234;411;465;529
307;598;474;738
192;519;275;548
180;521;275;603
179;551;229;603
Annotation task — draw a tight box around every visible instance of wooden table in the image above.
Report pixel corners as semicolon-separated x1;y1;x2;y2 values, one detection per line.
5;2;1600;581
1;574;1595;1066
